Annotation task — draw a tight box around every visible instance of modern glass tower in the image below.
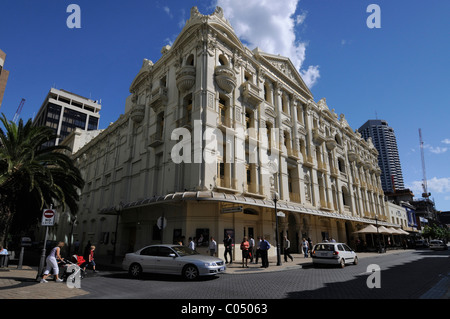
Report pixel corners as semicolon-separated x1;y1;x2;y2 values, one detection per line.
358;119;405;193
33;88;101;147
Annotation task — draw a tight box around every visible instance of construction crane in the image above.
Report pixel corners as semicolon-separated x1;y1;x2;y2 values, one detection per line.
419;128;430;199
13;98;25;123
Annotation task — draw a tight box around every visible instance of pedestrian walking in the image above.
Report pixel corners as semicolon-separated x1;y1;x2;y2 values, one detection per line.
259;237;271;268
40;241;65;283
0;245;8;268
308;238;313;257
73;240;80;254
83;245;98;273
188;237;196;251
240;237;250;268
249;236;255;263
302;238;309;258
223;234;233;264
283;236;294;262
209;237;217;256
254;236;262;264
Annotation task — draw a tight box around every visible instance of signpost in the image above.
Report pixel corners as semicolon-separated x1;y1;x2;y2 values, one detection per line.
36;207;56;281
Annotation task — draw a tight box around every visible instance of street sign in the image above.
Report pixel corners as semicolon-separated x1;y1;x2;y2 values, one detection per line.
157;216;167;229
221;206;243;214
41;209;56;226
21;237;32;247
277;211;286;217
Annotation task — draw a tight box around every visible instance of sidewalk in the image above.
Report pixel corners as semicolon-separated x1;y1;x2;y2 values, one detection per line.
0;265;89;299
1;249;448;299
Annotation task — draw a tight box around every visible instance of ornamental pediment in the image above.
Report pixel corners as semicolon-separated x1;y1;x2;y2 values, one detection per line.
253;49;313;99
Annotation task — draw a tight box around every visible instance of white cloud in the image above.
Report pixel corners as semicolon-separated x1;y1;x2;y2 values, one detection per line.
407;177;450;196
427;177;450;193
295;11;307;25
429;146;448;154
163;6;173;18
442;138;450;144
215;0;320;88
423;143;448;154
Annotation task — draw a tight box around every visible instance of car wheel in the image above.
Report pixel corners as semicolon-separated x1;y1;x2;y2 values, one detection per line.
129;263;142;278
183;264;199;280
339;258;345;268
353;256;358;265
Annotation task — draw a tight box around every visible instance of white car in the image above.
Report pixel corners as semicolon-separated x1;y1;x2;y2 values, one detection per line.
311;242;358;268
429;240;448;250
122;244;226;280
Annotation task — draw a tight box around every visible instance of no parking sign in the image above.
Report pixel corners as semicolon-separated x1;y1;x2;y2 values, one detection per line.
41;209;56;226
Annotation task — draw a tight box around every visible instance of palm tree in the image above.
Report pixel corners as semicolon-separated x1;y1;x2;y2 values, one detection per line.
0;114;84;246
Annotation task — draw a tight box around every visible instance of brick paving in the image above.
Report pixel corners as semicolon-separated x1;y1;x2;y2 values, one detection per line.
1;249;448;299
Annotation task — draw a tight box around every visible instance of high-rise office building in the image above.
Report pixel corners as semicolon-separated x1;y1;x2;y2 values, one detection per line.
0;49;10;109
33;88;101;147
358;119;405;193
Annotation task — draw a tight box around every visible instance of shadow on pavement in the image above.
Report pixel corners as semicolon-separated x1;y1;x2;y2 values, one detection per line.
100;271;221;282
285;250;449;299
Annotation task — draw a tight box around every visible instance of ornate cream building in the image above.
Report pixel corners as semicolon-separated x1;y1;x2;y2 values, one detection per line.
57;7;402;260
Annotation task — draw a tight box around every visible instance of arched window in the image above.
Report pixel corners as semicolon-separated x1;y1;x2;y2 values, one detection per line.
186;54;194;66
218;54;228;66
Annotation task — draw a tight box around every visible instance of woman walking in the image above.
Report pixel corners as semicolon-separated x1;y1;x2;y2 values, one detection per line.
40;241;65;283
240;237;250;268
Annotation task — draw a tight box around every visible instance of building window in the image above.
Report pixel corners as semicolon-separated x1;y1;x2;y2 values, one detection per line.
338;158;346;174
88;116;99;131
282;94;288;114
186;54;194;66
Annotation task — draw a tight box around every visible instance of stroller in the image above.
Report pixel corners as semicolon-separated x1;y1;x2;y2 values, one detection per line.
61;255;86;284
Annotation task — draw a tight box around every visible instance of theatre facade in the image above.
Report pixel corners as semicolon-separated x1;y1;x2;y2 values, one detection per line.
59;7;400;260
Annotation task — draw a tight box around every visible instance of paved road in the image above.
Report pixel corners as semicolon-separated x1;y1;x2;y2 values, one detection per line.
72;249;450;300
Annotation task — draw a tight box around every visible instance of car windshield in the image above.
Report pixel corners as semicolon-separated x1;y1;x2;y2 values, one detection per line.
171;245;200;257
314;244;335;251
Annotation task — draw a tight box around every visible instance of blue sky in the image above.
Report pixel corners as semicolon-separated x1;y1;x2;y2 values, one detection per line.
1;0;449;211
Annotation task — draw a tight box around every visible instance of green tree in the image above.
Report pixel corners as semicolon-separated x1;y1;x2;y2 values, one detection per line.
0;114;84;245
422;224;450;240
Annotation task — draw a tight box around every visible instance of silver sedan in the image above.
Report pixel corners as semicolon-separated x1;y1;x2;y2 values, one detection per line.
122;244;226;280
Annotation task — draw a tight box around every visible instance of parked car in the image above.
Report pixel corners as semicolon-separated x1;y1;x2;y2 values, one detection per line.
429;240;448;250
122;244;226;280
311;242;358;268
414;240;429;249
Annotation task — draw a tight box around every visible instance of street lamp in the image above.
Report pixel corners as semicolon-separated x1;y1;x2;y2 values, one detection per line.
273;192;282;266
375;216;383;254
111;202;123;264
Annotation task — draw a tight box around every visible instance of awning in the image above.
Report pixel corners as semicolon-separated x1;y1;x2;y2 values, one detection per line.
354;224;379;234
98;191;398;227
397;228;410;235
387;227;409;235
378;226;393;234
